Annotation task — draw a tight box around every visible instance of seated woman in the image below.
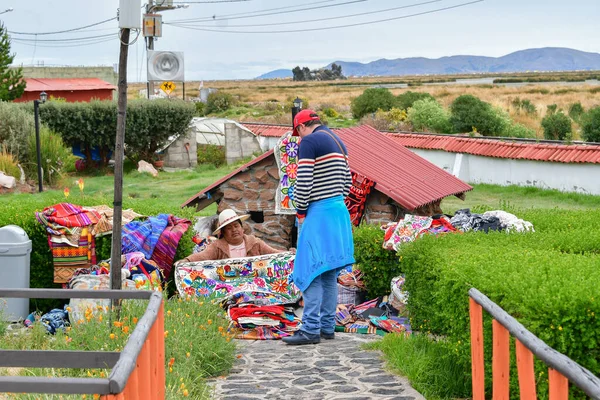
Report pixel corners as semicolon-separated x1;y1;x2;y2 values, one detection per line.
178;209;289;263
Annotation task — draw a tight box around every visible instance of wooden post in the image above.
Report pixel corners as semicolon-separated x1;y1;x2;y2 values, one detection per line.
123;367;140;400
492;320;510;400
515;339;537;400
157;302;166;399
110;28;130;292
137;342;152;399
149;320;160;397
470;298;485;400
549;368;569;400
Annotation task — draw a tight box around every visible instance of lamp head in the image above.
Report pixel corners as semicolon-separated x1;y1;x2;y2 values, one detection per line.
39;91;47;103
293;97;303;110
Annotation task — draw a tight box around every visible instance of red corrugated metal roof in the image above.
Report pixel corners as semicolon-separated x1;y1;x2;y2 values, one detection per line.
182;125;472;211
386;133;600;164
24;78;116;92
242;122;290;137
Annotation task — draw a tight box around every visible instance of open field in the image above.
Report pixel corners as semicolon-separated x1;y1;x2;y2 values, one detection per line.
129;70;600;137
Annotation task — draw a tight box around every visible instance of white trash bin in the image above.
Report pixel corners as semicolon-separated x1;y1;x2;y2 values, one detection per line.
0;225;32;321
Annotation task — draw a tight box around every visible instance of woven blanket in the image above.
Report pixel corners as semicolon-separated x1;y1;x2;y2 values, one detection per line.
274;132;301;215
344;172;375;226
150;215;191;278
231;326;290;340
175;252;300;304
36;203;100;237
84;205;143;236
51;226;96;283
382;214;433;251
122;214;169;259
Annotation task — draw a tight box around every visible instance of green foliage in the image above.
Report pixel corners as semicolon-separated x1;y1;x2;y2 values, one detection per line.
39;99;195;165
0;145;20;178
449;95;509;136
351;88;397;119
511;97;537;116
194;100;206;116
321;107;339;118
581;106;600;143
568;102;585;122
0;23;26;101
399;208;600;398
292;63;345;81
367;333;471;399
205;91;236;114
407;98;452;133
503;122;536;138
0;101;35;163
546;104;558;115
25;126;77;187
353;224;401;298
541;111;572;140
396;91;435;111
197;144;225;167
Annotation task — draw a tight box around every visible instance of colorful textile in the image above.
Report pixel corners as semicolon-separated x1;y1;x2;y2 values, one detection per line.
36;203;100;235
150;215;191;278
68;274;135;323
84;205;143;236
121;214;169;259
293;196;355;292
51;227;96;283
175;252;300;303
231;326;290;340
382;214;434;251
345;172;375;226
274;132;302;215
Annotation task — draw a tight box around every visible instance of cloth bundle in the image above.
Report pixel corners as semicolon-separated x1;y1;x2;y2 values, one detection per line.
382;214;459;251
228;304;299;340
450;209;534;233
334;299;412;336
344;172;375;226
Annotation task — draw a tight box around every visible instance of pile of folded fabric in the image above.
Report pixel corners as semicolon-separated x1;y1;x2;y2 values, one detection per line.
337;268;367;305
335;298;411;336
227;304;299;340
450;209;534;233
382;213;458;251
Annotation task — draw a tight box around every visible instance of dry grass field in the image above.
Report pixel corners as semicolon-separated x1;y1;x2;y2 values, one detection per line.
129;71;600;136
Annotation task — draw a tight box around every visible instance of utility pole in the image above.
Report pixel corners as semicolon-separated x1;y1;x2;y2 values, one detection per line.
146;0;154;98
110;27;131;291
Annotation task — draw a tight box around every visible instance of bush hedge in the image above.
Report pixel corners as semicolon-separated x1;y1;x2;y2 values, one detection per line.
449;94;509;136
398;208;600;398
581;106;600;143
351;88;397;119
407;98;452;133
541;111;572;141
39;99;195;165
1;194;197;312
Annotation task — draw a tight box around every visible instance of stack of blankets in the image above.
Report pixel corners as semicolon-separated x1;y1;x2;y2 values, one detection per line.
335;298;411;336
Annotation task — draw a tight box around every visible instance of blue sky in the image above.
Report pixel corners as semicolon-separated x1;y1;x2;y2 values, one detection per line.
2;0;599;81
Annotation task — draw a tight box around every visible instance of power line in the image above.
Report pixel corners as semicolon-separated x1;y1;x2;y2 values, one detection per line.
8;17;117;36
168;0;483;34
169;0;441;28
12;37;116;48
167;0;367;24
171;0;252;3
9;33;115;42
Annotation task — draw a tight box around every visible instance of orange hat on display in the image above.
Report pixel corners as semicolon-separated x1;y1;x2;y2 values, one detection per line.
293;109;320;136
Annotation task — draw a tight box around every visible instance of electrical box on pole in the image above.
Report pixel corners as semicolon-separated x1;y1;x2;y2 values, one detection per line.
143;14;163;37
119;0;142;29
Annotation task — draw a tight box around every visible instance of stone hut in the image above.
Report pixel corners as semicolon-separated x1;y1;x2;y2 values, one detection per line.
182;125;472;249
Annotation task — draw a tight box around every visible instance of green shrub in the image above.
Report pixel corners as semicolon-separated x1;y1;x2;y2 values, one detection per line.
353;224;401;298
399;208;600;398
0;101;35;163
396;91;435;111
511;97;537;116
546;104;558;115
0;145;21;179
541;111;572;140
351;88;397;119
503;123;536;139
449;95;508;136
194;101;205;116
581;106;600;143
25;126;77;187
407;98;452;133
321;107;339;118
205;91;235;114
40;99;195;165
568;102;585;122
197;144;225;167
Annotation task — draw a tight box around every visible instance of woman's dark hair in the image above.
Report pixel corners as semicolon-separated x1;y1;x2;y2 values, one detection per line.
303;117;322;129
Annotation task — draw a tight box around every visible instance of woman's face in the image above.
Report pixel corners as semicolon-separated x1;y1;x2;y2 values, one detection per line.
222;221;244;245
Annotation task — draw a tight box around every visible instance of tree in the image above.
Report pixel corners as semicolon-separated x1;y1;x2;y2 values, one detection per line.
581;106;600;143
292;66;304;81
541;111;572;141
449;94;508;136
0;23;26;101
351;88;397;119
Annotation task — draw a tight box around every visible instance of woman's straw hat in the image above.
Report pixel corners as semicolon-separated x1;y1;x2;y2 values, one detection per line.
213;209;250;236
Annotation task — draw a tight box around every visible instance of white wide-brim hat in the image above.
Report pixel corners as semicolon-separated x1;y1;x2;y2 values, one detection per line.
213;209;250;236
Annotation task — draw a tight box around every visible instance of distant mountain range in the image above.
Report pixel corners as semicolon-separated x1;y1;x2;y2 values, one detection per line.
256;48;600;79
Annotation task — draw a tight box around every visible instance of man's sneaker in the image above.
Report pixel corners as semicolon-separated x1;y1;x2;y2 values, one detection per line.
282;330;320;345
320;331;335;340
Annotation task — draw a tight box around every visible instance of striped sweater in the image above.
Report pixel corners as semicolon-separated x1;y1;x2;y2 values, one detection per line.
295;126;352;217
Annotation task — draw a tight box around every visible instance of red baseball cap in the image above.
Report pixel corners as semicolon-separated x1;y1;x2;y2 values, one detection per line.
293;109;320;135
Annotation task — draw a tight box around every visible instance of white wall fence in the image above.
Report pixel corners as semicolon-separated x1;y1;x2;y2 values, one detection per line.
410;149;600;195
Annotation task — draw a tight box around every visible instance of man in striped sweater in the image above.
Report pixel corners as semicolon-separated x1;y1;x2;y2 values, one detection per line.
283;110;355;345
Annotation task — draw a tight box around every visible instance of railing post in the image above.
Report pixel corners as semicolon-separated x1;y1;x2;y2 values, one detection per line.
470;297;485;400
515;339;537;400
157;302;166;399
123;368;140;400
549;368;569;400
492;320;510;400
149;318;159;398
137;342;152;400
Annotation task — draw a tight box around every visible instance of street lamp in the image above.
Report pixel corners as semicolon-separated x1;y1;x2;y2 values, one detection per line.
292;97;303;121
0;8;14;15
34;91;47;193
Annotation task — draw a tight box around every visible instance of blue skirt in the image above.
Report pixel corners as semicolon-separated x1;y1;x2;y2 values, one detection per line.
292;196;355;292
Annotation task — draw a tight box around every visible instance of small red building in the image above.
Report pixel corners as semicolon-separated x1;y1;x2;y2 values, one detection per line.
14;78;116;103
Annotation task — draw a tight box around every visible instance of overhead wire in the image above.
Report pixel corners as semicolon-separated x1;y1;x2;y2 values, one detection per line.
169;0;441;28
8;17;117;35
167;0;484;34
9;33;116;42
12;37;116;48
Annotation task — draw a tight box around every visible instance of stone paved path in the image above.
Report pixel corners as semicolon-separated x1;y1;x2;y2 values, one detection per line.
211;333;425;400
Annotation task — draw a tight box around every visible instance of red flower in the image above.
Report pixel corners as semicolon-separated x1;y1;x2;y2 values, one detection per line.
286;163;298;179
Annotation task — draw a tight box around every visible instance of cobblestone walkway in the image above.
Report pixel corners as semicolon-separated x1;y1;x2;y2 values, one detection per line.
211;333;425;400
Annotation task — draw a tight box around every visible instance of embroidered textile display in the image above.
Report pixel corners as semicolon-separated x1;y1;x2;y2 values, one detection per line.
382;214;434;251
274;132;301;215
50;227;96;283
175;252;300;304
344;172;375;226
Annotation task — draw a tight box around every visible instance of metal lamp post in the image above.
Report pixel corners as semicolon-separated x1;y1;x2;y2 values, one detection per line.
292;97;303;121
33;91;47;192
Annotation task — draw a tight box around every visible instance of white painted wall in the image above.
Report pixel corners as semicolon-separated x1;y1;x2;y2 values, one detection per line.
409;149;600;195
